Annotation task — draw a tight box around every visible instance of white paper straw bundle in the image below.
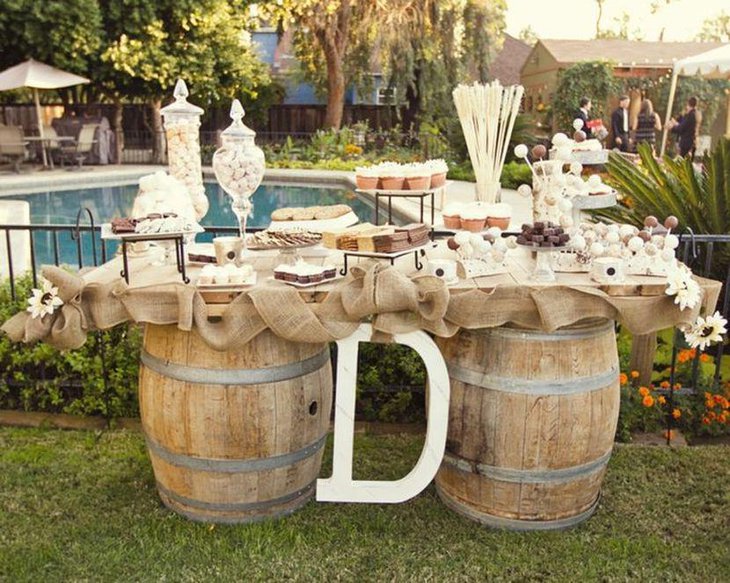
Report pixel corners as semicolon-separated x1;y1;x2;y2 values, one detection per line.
453;81;524;202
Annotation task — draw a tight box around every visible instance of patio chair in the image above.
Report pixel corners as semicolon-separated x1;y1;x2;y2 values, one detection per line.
41;125;62;165
0;125;29;172
59;123;98;169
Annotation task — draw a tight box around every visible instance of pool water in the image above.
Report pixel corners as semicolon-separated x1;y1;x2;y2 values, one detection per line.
4;181;393;268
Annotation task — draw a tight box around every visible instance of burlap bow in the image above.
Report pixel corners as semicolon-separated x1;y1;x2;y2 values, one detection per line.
1;266;88;349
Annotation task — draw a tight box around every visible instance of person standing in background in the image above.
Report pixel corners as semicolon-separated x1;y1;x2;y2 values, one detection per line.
668;96;699;158
610;95;630;151
575;97;593;138
632;99;662;153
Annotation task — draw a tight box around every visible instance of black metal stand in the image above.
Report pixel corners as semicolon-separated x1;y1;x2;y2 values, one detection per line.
339;248;426;276
119;233;189;285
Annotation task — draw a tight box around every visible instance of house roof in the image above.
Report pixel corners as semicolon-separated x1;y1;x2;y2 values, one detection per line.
536;39;725;69
490;34;532;85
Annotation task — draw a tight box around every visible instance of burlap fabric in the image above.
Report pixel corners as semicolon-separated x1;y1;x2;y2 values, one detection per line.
1;260;722;351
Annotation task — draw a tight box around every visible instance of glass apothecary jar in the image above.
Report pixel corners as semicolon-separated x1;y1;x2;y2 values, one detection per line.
212;99;265;249
161;79;208;221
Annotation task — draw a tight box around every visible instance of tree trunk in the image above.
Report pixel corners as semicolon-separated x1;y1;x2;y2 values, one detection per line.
402;66;422;134
150;99;165;164
323;56;346;129
113;99;124;165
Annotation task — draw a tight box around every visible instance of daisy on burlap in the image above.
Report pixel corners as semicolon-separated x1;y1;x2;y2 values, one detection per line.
684;311;727;350
26;278;64;320
665;265;701;311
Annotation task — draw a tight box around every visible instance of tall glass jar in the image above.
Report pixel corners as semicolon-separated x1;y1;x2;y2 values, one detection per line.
212;99;265;250
161;79;209;221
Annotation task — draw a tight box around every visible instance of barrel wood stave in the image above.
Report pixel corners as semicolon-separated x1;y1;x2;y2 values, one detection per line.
139;324;332;524
436;320;620;530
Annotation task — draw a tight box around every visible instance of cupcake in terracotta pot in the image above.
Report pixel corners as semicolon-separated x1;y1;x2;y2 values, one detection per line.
379;164;405;191
442;202;464;230
460;204;488;232
403;163;431;191
427;159;448;188
486;202;512;230
355;166;380;190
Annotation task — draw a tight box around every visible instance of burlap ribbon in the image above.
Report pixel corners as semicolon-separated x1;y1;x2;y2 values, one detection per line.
0;260;722;351
1;266;88;349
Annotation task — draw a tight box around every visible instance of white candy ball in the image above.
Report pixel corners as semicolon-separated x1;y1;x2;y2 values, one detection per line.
628;236;645;252
571;234;586;250
558;198;573;212
619;224;636;239
476;239;491;255
560;215;574;228
588;174;602;187
514;144;529;159
664;234;679;250
570;162;583;175
454;232;470;245
608;244;622;258
590;242;605;256
645;243;658;256
506;236;518;249
494;238;508;252
573;118;585;131
661;248;675;262
605;231;619;244
469;233;484;247
552;132;569;147
486;227;502;239
517;184;532;198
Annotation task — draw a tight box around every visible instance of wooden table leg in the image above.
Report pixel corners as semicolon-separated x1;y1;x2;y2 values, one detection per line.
630;332;657;386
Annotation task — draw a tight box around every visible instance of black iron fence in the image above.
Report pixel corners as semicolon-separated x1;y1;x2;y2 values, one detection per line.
119;129;453;166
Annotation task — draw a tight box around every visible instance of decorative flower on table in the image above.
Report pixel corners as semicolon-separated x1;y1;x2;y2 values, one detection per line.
665;266;701;311
26;278;64;320
684;311;727;350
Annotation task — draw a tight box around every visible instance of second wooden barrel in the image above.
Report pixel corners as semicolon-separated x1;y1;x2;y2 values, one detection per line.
435;319;620;530
138;324;332;524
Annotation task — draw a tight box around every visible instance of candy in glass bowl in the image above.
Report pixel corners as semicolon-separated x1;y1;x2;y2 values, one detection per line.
212;99;265;252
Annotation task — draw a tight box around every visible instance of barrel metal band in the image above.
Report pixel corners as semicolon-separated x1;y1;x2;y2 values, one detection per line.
156;480;315;513
436;485;600;531
141;347;329;385
468;320;614;341
145;434;326;473
442;449;612;484
447;363;619;395
157;482;314;524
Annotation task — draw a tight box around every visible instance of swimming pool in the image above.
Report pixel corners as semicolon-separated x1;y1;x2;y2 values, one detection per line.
2;181;394;268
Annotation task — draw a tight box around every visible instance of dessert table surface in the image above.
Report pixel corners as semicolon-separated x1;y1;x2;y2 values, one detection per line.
3;245;721;351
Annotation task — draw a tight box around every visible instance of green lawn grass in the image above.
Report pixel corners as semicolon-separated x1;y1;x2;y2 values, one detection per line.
0;428;728;582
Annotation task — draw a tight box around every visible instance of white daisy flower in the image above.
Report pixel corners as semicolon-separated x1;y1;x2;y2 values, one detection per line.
665;266;701;311
26;278;64;320
684;311;728;350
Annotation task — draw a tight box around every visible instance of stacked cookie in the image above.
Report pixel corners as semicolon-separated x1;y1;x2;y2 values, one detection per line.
271;204;352;222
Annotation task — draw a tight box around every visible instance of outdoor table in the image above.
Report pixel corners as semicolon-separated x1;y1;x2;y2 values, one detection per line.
23;135;75;169
4;246;721;526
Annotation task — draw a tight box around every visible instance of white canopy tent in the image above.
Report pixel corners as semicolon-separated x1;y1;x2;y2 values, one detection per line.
660;43;730;156
0;59;89;165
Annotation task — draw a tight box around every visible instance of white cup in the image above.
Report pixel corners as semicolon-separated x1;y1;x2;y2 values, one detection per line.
591;257;624;284
428;259;457;283
213;236;243;266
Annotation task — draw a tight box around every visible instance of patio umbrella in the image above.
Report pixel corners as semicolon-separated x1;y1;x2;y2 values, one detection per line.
0;59;90;165
660;43;730;156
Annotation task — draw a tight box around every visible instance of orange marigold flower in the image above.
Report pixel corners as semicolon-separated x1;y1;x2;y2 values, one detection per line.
619;373;628;385
702;416;711;425
700;353;710;363
714;394;724;404
672;408;681;420
639;386;650;397
658;396;667;405
664;429;675;441
708;411;717;420
660;381;670;389
673;383;682;390
630;370;640;379
705;391;712;400
642;395;655;407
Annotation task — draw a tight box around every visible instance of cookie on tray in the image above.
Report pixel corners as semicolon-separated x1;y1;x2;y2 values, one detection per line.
271;208;295;221
292;207;316;221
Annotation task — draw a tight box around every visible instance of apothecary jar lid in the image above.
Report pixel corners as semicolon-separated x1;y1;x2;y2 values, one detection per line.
220;99;256;145
160;79;204;120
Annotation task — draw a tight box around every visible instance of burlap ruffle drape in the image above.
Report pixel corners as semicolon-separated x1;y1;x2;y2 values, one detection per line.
1;261;722;351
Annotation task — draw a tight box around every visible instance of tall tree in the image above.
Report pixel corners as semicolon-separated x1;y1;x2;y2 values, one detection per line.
263;0;377;129
0;0;102;103
696;11;730;42
101;0;270;162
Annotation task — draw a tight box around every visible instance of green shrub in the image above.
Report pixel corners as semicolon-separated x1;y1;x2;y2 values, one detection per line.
0;273;141;418
500;161;533;190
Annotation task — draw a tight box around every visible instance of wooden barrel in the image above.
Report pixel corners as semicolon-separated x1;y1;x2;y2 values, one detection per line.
138;324;332;524
435;319;620;530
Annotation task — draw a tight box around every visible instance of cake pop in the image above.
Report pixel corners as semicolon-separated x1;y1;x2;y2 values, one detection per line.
531;144;547;160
